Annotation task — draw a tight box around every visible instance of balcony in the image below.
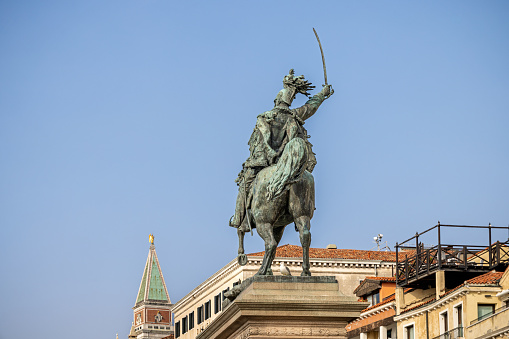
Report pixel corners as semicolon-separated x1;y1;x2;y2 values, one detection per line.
396;223;509;288
470;303;509;326
432;326;463;339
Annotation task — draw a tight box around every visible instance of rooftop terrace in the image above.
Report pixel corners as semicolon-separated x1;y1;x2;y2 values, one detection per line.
395;223;509;288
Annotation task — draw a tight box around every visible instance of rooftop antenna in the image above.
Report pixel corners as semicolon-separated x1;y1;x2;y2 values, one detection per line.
371;233;391;251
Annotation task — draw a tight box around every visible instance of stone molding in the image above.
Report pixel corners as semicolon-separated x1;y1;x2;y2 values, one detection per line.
197;276;368;339
235;324;346;338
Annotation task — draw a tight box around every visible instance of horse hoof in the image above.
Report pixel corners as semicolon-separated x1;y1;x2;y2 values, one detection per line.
301;270;311;277
237;254;248;266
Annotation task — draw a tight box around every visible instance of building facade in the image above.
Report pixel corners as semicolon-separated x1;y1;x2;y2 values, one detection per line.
394;269;509;339
172;244;404;339
345;224;509;339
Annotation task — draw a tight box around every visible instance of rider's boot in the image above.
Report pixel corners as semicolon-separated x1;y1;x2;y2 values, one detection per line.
229;188;246;227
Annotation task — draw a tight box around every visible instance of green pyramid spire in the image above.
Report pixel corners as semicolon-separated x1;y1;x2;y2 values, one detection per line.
134;236;170;305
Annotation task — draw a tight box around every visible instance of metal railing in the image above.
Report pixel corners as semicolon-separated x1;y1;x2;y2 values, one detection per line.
469;303;509;325
395;223;509;286
432;326;463;339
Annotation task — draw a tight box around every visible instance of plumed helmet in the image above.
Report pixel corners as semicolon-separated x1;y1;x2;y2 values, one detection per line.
283;69;315;97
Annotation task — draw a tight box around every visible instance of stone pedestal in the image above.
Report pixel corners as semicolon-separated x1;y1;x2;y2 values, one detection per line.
197;276;368;339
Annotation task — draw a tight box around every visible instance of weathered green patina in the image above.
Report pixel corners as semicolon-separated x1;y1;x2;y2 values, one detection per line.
230;67;333;277
136;261;149;303
148;256;168;301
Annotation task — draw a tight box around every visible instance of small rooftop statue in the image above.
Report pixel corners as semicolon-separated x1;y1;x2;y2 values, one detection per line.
229;29;333;277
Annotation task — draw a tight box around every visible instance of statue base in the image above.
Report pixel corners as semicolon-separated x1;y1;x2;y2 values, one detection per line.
197;276;368;339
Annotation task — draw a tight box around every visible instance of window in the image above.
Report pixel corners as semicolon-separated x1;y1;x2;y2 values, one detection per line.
214;293;222;314
454;303;463;328
188;311;194;330
387;329;392;339
182;316;188;334
204;300;211;320
440;311;449;334
197;305;204;324
370;292;380;306
404;324;414;339
478;304;495;321
175;321;180;338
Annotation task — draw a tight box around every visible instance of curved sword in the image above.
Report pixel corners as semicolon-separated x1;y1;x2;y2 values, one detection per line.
313;27;328;86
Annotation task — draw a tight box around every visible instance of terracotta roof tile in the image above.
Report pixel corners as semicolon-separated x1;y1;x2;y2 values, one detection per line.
465;271;503;285
249;244;411;262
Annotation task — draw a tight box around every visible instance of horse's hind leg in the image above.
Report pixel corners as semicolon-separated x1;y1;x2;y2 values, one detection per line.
237;229;247;266
255;223;277;276
295;216;311;276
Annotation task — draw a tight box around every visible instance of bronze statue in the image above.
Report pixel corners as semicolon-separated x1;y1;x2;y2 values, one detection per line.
230;66;333;276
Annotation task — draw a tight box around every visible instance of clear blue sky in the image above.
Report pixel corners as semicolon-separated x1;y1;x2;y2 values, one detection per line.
1;1;508;338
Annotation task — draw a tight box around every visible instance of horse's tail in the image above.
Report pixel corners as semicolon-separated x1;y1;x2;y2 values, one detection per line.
266;138;308;200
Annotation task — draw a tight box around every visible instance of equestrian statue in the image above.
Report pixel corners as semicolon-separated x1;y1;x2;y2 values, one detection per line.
230;52;334;277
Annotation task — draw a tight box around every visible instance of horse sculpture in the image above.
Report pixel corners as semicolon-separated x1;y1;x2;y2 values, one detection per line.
236;137;314;276
230;66;333;277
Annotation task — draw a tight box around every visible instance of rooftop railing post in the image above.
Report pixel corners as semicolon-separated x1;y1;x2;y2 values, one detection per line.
437;221;442;269
415;232;420;279
463;245;467;270
489;223;492;267
395;242;399;285
405;258;409;283
496;241;501;265
426;248;430;275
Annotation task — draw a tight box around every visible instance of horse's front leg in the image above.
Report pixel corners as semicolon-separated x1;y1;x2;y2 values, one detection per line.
255;223;277;275
295;216;311;276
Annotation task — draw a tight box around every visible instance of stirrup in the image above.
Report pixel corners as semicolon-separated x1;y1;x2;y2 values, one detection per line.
229;215;239;228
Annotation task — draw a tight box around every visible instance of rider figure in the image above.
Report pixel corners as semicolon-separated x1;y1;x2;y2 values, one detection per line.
230;69;332;230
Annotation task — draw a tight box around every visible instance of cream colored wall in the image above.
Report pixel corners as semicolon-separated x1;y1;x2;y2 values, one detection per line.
402;288;435;310
464;288;501;324
466;307;509;338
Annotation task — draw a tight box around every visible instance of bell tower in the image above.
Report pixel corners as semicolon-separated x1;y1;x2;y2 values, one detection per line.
131;234;173;339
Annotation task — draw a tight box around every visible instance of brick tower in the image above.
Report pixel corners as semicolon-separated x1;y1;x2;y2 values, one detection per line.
130;234;173;339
